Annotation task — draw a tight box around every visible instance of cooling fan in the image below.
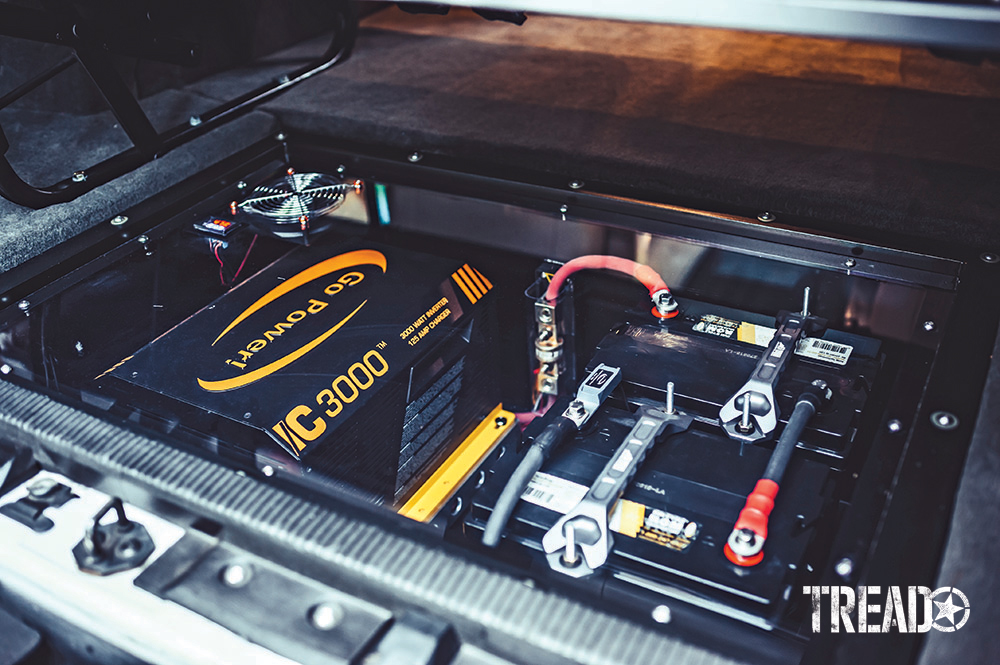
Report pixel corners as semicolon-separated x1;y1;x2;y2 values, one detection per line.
235;169;361;244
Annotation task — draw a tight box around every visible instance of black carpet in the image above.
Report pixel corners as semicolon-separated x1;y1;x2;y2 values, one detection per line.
0;89;276;273
190;22;1000;252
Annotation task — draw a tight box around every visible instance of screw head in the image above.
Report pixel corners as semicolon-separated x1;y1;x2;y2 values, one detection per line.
930;411;959;431
559;204;568;214
757;211;776;223
835;557;854;578
137;235;149;245
17;300;29;311
188;115;202;127
494;416;508;427
0;364;11;375
651;604;672;624
810;379;828;390
110;215;128;226
569;179;584;190
923;320;936;332
236;181;248;190
72;171;87;183
844;258;857;269
261;465;275;477
981;252;999;264
408;151;423;163
887;419;903;433
275;133;287;142
220;563;252;588
309;602;344;631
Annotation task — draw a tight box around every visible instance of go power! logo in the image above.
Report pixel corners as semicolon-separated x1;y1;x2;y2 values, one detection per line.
803;586;970;633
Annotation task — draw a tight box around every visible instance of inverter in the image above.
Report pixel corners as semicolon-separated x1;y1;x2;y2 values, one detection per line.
110;238;500;506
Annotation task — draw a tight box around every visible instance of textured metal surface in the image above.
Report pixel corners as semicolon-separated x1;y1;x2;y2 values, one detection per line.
0;379;741;665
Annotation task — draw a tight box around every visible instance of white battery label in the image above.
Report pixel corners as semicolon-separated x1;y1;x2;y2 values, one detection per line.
797;337;853;365
521;472;630;532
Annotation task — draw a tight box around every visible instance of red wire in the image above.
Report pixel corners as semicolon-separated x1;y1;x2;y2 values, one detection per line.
232;235;258;282
544;255;670;302
212;241;226;286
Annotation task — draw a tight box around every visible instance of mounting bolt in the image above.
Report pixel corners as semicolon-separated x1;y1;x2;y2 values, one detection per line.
17;299;30;312
930;411;959;431
887;419;903;434
923;320;936;332
835;557;854;578
981;252;999;264
569;179;584;190
110;215;128;226
72;171;87;183
408;151;423;163
309;602;344;631
757;211;776;223
651;604;672;624
844;258;857;269
188;115;202;127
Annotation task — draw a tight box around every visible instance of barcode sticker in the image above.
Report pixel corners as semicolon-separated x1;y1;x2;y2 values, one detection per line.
521;472;587;514
797;337;853;365
520;472;633;533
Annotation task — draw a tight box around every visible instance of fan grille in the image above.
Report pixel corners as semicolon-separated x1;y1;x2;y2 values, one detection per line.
239;172;348;222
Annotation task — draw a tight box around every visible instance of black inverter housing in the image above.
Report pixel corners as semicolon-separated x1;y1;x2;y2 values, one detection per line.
111;238;500;506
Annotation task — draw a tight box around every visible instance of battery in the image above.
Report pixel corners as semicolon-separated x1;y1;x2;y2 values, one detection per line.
111;239;500;505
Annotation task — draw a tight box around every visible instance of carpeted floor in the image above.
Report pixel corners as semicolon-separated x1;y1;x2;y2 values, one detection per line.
214;8;1000;252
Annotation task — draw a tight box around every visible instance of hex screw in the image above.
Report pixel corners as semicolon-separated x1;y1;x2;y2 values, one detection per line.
844;258;857;269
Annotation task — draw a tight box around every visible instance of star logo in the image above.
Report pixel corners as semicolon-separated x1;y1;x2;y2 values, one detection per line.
930;587;970;632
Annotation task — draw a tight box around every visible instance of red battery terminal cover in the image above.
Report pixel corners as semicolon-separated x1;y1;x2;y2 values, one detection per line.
724;478;779;567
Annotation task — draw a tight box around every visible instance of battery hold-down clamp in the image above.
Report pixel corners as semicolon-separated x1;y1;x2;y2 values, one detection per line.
718;287;826;444
724;379;832;567
543;382;693;577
